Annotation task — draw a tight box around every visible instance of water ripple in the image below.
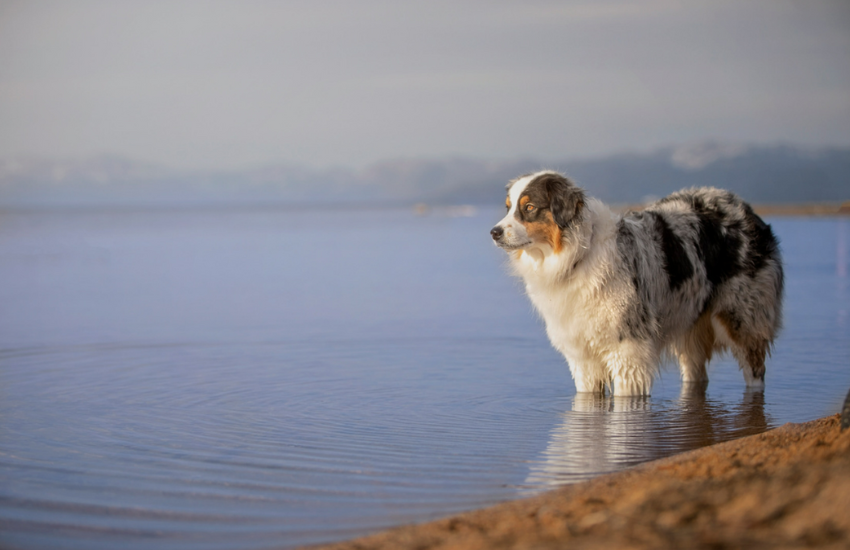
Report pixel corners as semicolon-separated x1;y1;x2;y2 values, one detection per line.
1;214;848;550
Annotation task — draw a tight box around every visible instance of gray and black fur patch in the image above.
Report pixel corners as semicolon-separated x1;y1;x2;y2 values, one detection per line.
657;187;783;298
615;218;657;341
616;187;782;342
650;211;694;291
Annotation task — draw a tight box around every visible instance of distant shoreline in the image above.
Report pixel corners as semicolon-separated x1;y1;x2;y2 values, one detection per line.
614;202;850;217
753;202;850;216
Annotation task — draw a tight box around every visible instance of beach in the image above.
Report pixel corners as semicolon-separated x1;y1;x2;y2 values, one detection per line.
306;414;850;550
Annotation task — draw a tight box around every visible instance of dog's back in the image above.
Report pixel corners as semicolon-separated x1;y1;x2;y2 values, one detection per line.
624;188;784;386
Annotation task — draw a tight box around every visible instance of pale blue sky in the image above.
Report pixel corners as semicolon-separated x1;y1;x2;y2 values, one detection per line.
1;0;849;170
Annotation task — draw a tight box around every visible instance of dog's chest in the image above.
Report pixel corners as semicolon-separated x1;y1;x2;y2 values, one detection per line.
524;277;606;347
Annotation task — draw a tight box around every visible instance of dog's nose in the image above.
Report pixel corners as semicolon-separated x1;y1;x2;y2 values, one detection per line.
490;226;504;240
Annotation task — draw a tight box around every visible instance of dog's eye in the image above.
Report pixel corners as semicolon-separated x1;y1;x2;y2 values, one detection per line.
525;204;536;213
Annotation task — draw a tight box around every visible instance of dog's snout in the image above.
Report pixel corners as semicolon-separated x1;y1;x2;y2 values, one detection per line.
490;226;504;240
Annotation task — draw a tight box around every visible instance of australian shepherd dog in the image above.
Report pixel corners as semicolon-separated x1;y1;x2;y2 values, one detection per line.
490;171;784;396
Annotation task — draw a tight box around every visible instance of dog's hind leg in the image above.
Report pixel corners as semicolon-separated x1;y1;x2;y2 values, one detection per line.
675;312;714;384
737;339;768;389
715;311;768;389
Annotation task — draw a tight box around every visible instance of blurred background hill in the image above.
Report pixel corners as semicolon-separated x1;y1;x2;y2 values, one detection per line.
2;142;848;208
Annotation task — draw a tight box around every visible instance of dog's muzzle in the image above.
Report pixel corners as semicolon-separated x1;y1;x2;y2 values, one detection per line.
491;222;531;250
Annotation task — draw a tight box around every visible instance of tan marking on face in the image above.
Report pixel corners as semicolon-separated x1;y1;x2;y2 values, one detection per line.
519;195;530;208
506;196;512;209
522;211;563;253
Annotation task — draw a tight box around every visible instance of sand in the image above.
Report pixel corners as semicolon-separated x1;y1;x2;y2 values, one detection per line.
306;414;850;550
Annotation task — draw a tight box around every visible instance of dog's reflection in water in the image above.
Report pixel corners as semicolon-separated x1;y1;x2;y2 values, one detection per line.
525;385;770;489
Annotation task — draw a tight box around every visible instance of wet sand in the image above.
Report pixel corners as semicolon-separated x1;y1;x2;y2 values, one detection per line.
306;415;850;550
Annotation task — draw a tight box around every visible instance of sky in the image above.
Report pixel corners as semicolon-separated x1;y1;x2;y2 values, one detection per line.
1;0;849;171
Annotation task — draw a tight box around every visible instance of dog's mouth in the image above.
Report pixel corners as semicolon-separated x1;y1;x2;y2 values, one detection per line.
493;238;533;251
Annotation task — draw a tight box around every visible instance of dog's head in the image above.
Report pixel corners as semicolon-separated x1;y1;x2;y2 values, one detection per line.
490;171;585;254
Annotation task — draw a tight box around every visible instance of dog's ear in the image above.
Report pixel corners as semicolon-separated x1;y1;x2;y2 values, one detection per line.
545;174;585;229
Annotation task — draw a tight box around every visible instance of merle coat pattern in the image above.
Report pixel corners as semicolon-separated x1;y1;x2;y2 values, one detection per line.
490;171;784;396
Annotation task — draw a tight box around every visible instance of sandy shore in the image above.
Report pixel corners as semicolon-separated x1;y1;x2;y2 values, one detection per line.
306;415;850;550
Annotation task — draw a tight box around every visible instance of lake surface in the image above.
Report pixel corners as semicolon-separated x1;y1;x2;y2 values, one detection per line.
1;206;848;549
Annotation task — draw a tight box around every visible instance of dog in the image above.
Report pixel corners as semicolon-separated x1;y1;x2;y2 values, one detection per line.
490;171;783;396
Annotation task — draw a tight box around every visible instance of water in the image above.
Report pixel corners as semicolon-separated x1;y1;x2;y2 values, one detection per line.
0;206;847;549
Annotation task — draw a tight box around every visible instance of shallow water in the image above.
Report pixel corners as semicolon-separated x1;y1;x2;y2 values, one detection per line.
0;207;847;549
